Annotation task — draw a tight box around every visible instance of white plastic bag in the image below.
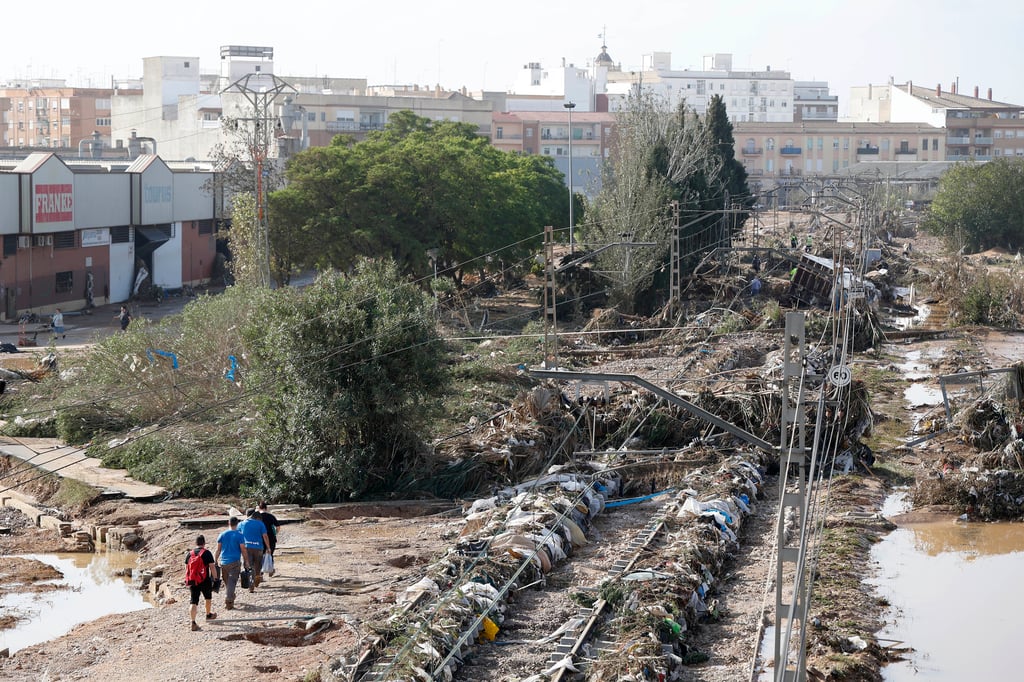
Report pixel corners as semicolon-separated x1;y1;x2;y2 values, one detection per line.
262;552;275;576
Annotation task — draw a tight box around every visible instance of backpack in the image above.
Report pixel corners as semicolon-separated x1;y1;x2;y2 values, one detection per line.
185;548;207;585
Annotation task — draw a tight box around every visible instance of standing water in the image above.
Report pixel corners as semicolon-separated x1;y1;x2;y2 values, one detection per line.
871;493;1024;680
0;552;151;654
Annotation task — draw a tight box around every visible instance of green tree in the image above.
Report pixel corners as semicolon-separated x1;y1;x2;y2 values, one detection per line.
586;93;720;312
922;158;1024;252
270;111;567;284
705;94;751;212
241;258;448;502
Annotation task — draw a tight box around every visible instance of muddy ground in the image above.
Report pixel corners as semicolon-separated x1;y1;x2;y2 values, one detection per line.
0;224;1011;681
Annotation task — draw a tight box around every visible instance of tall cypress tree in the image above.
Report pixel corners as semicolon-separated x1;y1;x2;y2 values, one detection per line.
705;94;750;207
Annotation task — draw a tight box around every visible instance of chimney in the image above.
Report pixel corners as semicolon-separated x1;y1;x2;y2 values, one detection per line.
974;85;979;98
951;82;956;95
937;83;941;96
989;88;993;100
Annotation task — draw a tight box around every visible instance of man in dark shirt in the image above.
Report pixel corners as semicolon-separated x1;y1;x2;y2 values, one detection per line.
185;535;218;631
258;501;279;576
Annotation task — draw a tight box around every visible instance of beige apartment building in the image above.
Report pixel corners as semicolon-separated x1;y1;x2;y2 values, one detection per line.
847;81;1024;161
0;81;138;151
733;121;947;181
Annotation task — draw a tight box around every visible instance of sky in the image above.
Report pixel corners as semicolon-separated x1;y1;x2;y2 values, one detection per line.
9;1;1024;114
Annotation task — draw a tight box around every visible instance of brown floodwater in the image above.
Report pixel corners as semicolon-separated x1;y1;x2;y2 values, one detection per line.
0;552;151;654
871;499;1024;680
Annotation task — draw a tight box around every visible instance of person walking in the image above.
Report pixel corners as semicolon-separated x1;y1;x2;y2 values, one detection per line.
257;501;279;577
185;535;218;631
238;508;270;592
214;517;248;610
751;252;761;274
115;305;132;331
51;308;65;339
750;276;762;297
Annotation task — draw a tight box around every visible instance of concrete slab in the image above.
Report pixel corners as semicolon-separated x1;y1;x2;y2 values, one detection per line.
0;437;165;500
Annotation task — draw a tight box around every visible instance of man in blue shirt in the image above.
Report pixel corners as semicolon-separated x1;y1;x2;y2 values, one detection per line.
238;508;270;591
214;516;248;609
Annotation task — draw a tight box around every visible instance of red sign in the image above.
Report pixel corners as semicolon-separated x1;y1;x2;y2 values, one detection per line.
35;183;73;223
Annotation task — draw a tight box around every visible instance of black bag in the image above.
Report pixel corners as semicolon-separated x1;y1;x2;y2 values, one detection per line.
212;577;222;593
240;568;252;589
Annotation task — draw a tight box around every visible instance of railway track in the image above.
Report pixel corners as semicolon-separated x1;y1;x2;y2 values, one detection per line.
352;451;771;681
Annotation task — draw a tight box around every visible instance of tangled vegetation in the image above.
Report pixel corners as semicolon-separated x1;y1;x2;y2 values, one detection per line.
1;258;449;504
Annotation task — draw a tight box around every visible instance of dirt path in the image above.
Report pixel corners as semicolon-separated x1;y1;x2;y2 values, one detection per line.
1;511;462;681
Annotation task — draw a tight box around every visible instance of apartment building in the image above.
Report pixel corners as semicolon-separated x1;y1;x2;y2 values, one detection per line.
601;52;798;123
0;80;139;150
108;47;494;162
492;110;616;196
846;80;1024;161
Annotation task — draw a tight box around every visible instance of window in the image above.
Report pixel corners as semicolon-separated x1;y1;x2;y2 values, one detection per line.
1006;130;1016;139
496;126;503;139
62;116;70;126
843;138;850;150
696;80;706;95
994;130;1004;139
54;231;75;249
932;138;939;150
525;147;533;154
95;118;111;126
184;61;190;68
56;271;73;293
307;112;315;122
526;128;533;137
321;112;326;122
198;220;214;235
542;146;550;155
833;138;839;149
96;99;111;110
3;235;16;257
881;139;890;151
110;226;131;243
806;137;813;150
817;137;823;150
766;138;775;151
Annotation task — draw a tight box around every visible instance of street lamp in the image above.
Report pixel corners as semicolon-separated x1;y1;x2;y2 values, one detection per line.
564;101;576;254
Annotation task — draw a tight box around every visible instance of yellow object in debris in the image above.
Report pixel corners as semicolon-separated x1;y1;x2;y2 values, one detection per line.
480;616;499;642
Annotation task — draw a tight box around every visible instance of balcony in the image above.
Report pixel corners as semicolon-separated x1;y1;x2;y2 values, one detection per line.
741;146;763;155
974;136;993;145
748;168;764;176
779;146;802;155
778;168;802;176
895;148;918;155
856;146;880;155
947;136;970;145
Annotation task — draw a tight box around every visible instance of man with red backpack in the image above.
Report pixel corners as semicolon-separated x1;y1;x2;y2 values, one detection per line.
185;535;218;631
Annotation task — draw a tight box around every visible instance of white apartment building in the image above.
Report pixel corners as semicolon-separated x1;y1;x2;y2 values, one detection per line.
601;52;797;123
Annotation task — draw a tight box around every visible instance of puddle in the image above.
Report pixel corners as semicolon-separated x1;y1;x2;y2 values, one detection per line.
894;350;934;381
903;383;943;408
870;514;1024;680
0;552;151;654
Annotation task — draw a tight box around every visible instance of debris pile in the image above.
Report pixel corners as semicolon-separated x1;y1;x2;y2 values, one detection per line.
354;464;621;681
588;450;769;681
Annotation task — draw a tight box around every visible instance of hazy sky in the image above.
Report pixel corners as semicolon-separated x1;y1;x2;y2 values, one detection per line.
10;1;1024;113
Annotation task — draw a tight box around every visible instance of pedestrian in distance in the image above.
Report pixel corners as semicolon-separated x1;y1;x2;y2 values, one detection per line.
115;305;132;331
790;234;798;249
257;501;279;577
805;234;813;252
238;508;270;592
185;534;218;631
51;308;65;339
751;252;761;274
214;516;248;610
750;276;762;297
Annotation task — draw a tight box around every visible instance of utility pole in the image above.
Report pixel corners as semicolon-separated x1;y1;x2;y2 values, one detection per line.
222;72;296;287
564;102;576;254
668;200;681;312
542;225;558;368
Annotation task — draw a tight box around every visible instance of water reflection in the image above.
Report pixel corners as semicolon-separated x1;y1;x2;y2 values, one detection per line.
871;519;1024;680
0;552;151;654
